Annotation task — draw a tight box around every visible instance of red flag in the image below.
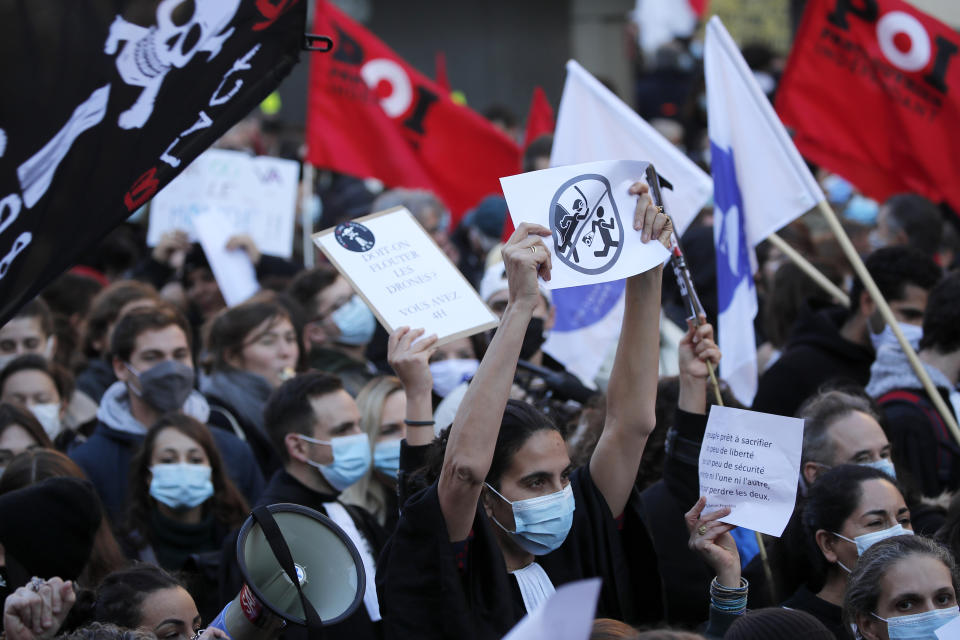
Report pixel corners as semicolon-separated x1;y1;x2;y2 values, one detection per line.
775;0;960;213
522;86;555;149
689;0;709;18
305;2;521;220
435;51;451;94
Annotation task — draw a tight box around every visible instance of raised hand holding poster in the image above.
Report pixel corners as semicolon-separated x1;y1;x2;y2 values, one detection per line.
313;207;498;344
499;160;670;290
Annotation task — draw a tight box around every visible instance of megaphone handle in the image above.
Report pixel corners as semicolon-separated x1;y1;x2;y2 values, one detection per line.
250;506;326;638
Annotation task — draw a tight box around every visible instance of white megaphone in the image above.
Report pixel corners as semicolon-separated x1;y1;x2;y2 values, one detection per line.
209;503;365;640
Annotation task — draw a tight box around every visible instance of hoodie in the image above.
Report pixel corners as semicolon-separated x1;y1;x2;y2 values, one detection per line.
753;306;874;417
866;346;960;497
69;382;264;523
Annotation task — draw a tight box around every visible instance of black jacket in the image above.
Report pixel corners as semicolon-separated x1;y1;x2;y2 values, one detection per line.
376;464;660;640
206;396;282;479
636;409;773;626
753;306;873;417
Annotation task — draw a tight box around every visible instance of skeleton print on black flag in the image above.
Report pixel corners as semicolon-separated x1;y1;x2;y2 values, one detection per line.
0;0;307;325
550;174;624;275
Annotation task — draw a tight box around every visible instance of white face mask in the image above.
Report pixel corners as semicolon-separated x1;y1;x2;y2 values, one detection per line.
429;359;479;397
872;606;960;639
870;322;923;353
834;523;913;556
30;403;63;439
0;353;16;371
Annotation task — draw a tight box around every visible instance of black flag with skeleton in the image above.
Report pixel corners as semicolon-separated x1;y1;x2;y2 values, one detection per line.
0;0;308;324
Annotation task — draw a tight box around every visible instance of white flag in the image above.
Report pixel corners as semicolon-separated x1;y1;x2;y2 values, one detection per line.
552;59;712;235
545;59;713;384
705;16;825;406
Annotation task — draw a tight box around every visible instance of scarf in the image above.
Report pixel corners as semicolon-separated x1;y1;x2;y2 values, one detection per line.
200;369;273;434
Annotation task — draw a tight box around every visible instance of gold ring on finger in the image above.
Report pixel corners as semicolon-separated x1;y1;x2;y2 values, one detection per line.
530;245;537;254
698;525;707;536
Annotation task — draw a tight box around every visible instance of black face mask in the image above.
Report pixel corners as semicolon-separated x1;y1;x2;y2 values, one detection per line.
486;317;547;361
520;317;546;360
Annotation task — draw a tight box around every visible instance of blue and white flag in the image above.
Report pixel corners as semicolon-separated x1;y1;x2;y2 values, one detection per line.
705;16;825;406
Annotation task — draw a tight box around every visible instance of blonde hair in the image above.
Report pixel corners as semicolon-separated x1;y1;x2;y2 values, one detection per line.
340;376;405;526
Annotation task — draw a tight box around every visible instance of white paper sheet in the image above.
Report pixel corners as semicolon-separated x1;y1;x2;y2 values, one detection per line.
502;578;601;640
698;406;804;537
193;209;260;307
149;149;299;258
313;207;498;345
499;159;670;290
935;614;960;639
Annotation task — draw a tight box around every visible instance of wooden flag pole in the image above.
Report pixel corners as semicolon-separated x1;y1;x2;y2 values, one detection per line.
766;233;849;307
301;163;317;268
816;199;960;445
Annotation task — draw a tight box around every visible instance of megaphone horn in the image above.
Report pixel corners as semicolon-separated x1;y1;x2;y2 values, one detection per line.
209;503;366;640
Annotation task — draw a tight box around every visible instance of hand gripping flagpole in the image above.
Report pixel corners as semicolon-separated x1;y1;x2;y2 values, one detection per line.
815;200;960;446
646;164;776;602
645;165;722;405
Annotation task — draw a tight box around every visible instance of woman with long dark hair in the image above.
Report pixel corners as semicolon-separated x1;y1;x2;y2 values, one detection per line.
376;187;671;636
125;413;248;568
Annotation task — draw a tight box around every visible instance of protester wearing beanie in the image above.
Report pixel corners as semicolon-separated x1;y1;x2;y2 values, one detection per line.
0;477;101;598
724;608;835;640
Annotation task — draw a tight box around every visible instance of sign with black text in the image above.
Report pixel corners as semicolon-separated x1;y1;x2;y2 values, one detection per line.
0;0;306;324
698;406;804;537
313;207;498;345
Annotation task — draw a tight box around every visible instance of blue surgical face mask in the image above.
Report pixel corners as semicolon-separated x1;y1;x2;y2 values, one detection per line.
150;463;214;509
484;482;575;556
862;457;897;480
373;438;401;479
331;295;376;346
834;524;913;556
869;322;923;354
872;605;960;639
429;358;479;397
299;432;371;491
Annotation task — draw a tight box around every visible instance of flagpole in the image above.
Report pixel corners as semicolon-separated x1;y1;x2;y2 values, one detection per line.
301;163;316;268
766;233;849;306
815;199;960;444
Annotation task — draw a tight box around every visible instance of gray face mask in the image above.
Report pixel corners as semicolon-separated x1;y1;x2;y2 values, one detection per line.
127;360;195;412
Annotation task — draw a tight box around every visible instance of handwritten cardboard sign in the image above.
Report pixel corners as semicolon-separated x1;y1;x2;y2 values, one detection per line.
148;149;299;258
698;406;804;537
499;159;670;290
312;207;498;344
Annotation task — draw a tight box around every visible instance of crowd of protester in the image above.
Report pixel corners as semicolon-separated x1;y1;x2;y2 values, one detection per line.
3;28;960;640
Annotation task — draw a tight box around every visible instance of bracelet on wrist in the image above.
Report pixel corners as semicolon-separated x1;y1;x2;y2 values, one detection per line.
404;419;435;427
710;576;748;615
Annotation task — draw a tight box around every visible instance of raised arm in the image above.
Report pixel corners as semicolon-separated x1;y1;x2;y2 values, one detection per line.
589;182;671;517
438;223;552;541
388;327;439;447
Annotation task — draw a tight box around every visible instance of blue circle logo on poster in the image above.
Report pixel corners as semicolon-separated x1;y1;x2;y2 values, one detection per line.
334;221;376;253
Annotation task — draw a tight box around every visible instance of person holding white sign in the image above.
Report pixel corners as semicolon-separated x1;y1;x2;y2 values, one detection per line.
376;182;672;637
